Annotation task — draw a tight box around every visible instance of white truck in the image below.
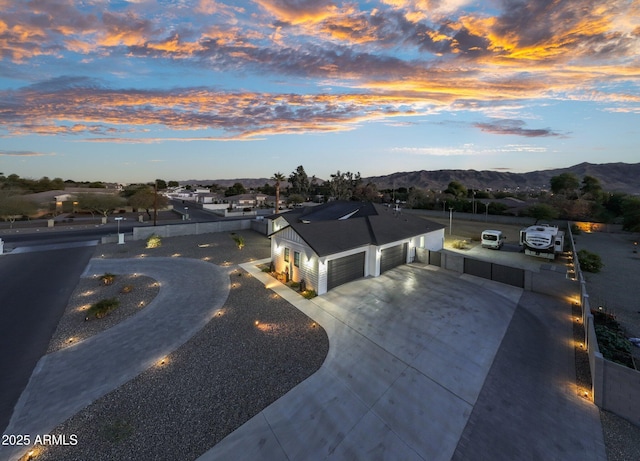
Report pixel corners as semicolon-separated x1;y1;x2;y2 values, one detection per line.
519;224;565;260
481;230;504;249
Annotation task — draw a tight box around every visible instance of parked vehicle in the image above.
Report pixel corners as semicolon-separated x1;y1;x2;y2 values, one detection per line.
481;230;504;249
519;224;564;260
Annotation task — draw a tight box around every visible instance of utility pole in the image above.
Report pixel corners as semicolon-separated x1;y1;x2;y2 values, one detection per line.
449;207;453;235
153;180;158;226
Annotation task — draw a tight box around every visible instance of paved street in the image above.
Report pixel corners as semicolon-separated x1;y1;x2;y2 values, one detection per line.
0;244;95;434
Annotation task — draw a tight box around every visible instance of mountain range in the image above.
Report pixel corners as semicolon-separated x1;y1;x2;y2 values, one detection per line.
183;162;640;195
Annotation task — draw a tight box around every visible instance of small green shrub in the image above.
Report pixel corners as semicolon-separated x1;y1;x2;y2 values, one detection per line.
231;233;245;250
146;234;162;248
577;249;604;273
100;272;116;285
302;290;317;299
87;298;120;319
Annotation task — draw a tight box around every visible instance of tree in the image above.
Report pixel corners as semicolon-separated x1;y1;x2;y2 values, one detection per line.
129;188;169;219
550;173;580;197
526;203;559;224
444;181;467;198
77;193;125;219
621;197;640;232
287;193;305;206
271;172;286;213
155;179;168;190
580;175;603;202
167;180;179;188
407;188;429;209
224;182;247;197
353;182;379;202
288;165;310;197
0;192;38;228
329;171;361;200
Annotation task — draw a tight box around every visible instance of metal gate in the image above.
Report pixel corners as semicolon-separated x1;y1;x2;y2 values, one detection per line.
428;251;442;267
327;252;366;291
463;258;525;288
380;243;408;273
464;258;492;280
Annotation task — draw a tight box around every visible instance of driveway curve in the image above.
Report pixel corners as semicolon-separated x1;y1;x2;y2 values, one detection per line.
2;257;230;461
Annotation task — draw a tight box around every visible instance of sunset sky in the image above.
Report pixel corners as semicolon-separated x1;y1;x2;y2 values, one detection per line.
1;0;639;183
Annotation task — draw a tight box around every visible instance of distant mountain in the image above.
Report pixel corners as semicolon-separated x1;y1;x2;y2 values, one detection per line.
181;162;640;195
364;162;640;195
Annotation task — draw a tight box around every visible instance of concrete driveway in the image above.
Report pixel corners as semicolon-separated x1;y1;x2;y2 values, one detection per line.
204;262;572;461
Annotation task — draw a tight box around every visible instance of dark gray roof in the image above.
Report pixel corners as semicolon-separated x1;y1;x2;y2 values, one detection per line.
272;201;444;257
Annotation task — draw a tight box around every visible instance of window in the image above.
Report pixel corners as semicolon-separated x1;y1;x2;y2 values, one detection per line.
284;248;290;262
294;251;300;267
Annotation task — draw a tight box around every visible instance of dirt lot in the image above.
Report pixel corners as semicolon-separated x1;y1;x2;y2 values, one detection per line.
573;231;640;359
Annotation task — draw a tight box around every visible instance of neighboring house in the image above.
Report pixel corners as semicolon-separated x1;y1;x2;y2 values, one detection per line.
226;193;268;209
195;193;225;204
269;201;445;295
265;195;286;210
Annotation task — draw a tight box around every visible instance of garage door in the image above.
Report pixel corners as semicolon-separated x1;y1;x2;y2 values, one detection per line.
380;243;408;273
327;252;366;291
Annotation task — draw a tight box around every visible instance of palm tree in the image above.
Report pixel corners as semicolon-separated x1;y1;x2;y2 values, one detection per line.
272;172;286;213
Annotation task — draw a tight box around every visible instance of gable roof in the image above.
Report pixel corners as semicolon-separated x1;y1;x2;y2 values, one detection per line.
272;201;444;257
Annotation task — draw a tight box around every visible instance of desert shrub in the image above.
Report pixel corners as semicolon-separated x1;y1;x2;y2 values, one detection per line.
87;298;120;319
231;233;245;250
577;249;604;273
121;284;134;293
146;234;162;248
99;273;116;285
302;290;317;299
452;239;469;250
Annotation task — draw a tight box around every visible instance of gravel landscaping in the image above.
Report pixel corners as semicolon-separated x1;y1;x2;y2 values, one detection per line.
35;230;329;461
47;274;160;353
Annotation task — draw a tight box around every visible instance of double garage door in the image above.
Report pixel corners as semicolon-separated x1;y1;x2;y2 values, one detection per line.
327;252;365;291
326;243;408;291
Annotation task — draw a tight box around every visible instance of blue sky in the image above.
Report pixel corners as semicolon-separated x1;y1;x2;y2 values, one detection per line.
1;0;639;183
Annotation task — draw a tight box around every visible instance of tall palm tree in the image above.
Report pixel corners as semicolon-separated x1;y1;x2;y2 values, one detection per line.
272;172;286;213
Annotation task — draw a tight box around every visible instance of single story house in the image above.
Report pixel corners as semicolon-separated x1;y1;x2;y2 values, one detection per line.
226;193;268;209
269;201;445;295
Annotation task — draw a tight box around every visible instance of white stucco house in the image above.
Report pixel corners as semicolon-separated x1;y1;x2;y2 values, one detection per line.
269;201;445;295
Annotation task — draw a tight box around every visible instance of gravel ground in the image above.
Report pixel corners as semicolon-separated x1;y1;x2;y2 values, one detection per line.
47;274;159;353
35;230;329;461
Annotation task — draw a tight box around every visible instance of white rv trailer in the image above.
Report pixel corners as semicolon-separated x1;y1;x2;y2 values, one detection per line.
519;224;565;260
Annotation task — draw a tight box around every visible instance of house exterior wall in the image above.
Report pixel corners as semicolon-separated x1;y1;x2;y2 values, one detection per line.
423;228;445;250
270;226;445;295
271;229;319;292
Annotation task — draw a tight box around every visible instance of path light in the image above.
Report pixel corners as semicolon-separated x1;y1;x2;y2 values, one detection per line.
255;320;260;326
311;322;317;328
139;301;145;307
